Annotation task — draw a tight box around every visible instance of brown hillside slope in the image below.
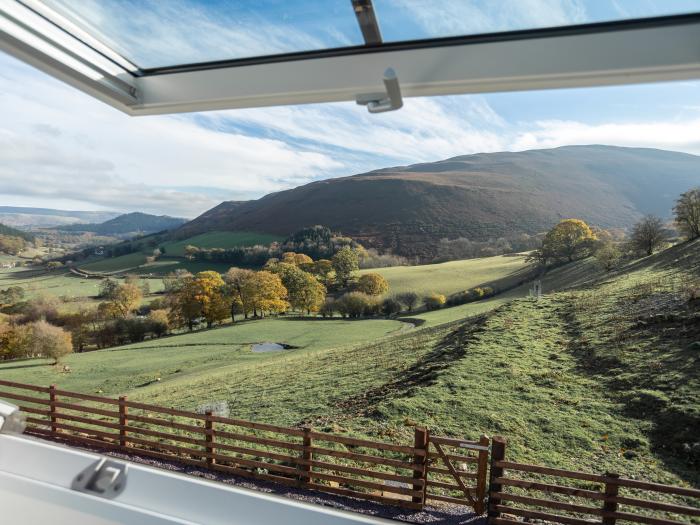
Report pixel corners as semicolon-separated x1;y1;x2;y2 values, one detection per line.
175;146;700;257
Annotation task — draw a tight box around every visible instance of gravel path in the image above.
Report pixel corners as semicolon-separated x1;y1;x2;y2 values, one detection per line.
39;435;483;525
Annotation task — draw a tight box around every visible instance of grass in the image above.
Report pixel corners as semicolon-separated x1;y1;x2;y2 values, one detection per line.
0;266;164;309
161;231;284;257
0;317;406;397
363;254;531;298
80;252;148;273
1;241;698;496
78;231;283;275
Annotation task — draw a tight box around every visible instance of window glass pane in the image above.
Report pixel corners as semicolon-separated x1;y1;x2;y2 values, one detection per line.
374;0;700;41
39;0;363;69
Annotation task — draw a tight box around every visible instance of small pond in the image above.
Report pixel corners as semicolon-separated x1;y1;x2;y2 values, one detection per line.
251;342;287;353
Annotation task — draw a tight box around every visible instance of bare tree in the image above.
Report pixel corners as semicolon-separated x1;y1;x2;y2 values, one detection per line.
674;187;700;240
630;215;668;256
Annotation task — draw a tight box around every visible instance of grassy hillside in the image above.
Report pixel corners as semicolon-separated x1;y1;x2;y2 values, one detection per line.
0;318;406;396
162;231;283;257
2;240;697;491
78;231;284;275
176;146;700;258
364;254;531;298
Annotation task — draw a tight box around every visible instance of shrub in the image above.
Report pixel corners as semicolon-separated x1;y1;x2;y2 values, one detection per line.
396;291;419;312
148;309;170;337
424;293;446;310
320;298;336;318
336;292;372;318
381;297;402;317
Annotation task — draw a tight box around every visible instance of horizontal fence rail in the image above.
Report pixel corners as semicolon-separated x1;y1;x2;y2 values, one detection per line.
0;380;446;511
2;380;698;522
487;437;700;525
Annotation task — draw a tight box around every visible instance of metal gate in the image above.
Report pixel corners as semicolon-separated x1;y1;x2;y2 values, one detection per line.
425;434;490;513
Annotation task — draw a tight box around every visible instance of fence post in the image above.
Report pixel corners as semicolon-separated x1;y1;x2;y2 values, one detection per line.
48;384;57;435
205;410;215;467
602;472;620;525
474;434;490;514
412;426;429;507
118;396;128;449
299;426;312;487
487;436;507;523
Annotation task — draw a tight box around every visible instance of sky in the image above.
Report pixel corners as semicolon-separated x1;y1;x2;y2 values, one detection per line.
1;0;699;218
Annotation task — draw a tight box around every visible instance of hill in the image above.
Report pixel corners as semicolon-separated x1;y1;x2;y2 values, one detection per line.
57;212;187;235
0;223;35;242
0;206;119;228
3;239;698;490
176;146;700;258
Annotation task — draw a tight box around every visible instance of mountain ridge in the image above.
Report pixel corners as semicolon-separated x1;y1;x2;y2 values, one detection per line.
174;145;700;257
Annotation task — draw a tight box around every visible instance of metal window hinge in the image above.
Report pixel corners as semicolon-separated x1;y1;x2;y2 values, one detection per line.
356;68;403;113
71;458;128;499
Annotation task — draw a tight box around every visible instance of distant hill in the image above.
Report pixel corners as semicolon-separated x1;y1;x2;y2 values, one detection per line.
0;223;35;242
0;207;120;228
57;212;187;235
175;145;700;258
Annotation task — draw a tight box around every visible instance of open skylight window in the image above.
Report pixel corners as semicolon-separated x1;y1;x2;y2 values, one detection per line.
1;0;699;116
374;0;700;41
39;0;365;69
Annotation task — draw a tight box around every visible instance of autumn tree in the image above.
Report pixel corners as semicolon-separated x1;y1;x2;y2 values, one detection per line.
332;246;359;287
271;264;324;314
357;273;389;296
170;271;228;329
224;268;256;320
674;187;700;240
101;283;142;319
281;252;313;266
630;215;668;256
248;271;289;316
541;219;596;262
0;322;30;360
28;320;73;364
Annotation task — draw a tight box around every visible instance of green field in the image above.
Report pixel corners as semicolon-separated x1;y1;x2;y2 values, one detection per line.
0;266;164;306
162;231;284;257
1;241;698;494
363;254;532;298
80;252;148;273
0;317;407;397
78;231;284;275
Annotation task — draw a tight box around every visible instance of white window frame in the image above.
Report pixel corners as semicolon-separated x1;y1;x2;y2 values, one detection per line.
1;0;699;116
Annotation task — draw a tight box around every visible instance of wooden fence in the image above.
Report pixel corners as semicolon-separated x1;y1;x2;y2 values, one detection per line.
0;379;439;510
1;379;698;522
488;437;700;525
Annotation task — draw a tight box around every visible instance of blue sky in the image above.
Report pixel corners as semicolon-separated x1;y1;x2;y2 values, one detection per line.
1;0;699;217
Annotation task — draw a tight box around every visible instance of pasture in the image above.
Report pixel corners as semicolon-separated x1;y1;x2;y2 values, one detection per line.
2;240;698;491
0;317;407;397
161;231;284;257
363;254;531;298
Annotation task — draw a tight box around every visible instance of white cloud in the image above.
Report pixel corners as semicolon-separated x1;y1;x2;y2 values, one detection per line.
2;40;700;218
385;0;586;35
49;0;357;68
0;53;344;216
511;119;700;155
